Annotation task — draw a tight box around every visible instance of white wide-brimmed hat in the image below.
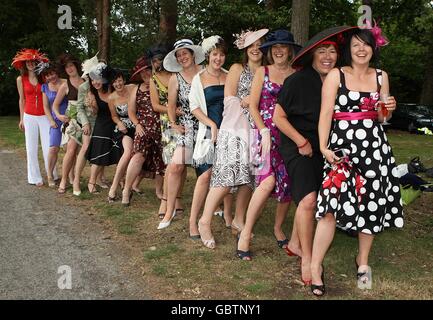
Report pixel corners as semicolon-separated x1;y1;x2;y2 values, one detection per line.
163;39;205;72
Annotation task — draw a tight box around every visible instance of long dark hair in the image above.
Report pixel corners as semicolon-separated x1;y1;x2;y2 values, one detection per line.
89;78;110;97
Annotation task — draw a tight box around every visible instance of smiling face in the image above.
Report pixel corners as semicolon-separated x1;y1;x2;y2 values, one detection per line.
65;62;78;77
175;48;194;69
112;75;125;92
91;78;102;90
311;44;338;77
246;39;264;64
350;35;373;65
45;70;59;84
270;44;291;64
208;47;226;70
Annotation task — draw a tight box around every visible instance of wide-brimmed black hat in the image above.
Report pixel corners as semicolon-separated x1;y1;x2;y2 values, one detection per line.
147;44;170;60
260;29;302;53
291;26;358;68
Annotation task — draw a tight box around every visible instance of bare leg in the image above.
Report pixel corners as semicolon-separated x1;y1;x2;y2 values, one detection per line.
310;213;336;293
295;192;317;283
237;175;275;253
287;213;302;257
222;193;234;227
175;168;187;211
157;173;168;218
198;186;231;238
274;201;291;247
232;185;253;231
59;139;78;192
356;232;374;283
73;134;91;194
88;164;103;193
189;169;212;236
109;136;133;199
155;174;164;199
47;146;59;186
161;147;189;224
132;172;144;192
122;152;145;205
68;154;76;184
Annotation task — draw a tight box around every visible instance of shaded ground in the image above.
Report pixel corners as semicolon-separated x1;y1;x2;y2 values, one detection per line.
0;148;150;299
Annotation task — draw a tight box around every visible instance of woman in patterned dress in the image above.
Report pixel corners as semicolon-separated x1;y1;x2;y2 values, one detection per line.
121;56;166;206
310;28;403;296
148;45;186;219
236;30;300;260
52;54;84;194
107;70;136;202
197;29;268;247
157;39;205;230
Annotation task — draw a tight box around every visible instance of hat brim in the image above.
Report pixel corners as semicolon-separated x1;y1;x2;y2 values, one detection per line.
291;26;358;68
130;65;152;82
12;57;49;70
163;45;205;73
239;29;269;49
260;41;302;53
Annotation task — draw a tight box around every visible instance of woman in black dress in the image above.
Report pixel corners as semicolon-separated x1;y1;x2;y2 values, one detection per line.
86;63;122;193
273;26;356;285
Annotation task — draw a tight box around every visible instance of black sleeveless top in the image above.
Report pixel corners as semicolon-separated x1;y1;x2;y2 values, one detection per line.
67;78;79;101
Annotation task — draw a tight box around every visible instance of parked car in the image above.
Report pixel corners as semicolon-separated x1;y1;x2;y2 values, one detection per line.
389;103;433;133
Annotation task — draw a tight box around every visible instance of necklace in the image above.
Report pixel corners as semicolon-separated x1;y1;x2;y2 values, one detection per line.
206;68;222;84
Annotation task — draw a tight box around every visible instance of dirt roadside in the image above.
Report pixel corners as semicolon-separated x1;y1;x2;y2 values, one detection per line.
0;147;151;299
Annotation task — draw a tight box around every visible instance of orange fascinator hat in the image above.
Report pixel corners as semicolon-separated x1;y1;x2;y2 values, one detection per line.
11;48;49;70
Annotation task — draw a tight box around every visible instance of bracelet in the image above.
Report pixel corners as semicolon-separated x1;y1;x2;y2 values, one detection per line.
260;127;270;135
297;139;309;149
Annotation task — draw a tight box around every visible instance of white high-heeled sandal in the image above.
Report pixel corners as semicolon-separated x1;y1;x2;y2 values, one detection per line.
157;209;176;230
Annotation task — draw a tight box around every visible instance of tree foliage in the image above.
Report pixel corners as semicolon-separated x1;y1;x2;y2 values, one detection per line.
1;0;432;115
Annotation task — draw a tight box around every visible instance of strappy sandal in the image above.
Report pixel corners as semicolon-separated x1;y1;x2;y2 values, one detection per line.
276;238;289;249
175;197;184;216
198;223;215;249
355;256;372;290
107;194;117;203
132;188;144;195
158;198;167;219
87;183;99;194
236;249;252;261
311;265;325;296
122;190;133;207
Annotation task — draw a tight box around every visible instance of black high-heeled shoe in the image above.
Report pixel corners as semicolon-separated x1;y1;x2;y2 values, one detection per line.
311;265;326;297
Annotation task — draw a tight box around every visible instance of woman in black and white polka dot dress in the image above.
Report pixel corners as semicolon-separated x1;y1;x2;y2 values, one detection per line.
310;28;403;296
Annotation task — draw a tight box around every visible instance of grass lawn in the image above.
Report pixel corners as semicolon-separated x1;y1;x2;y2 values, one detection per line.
1;115;432;300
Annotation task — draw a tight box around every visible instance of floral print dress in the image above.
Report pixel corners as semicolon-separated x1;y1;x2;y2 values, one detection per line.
250;66;291;203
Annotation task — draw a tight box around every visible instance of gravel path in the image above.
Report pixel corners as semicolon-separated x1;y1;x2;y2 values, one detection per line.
0;148;150;299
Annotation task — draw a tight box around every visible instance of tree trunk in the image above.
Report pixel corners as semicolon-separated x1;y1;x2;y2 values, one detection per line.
37;0;55;33
101;0;111;62
291;0;310;46
96;0;103;56
420;40;433;104
158;0;177;45
95;0;110;62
